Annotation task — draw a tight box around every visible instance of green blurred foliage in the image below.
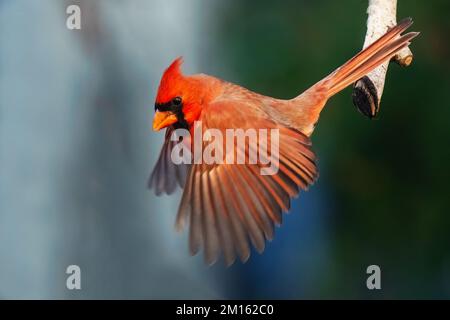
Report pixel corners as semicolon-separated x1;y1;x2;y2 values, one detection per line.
211;0;450;298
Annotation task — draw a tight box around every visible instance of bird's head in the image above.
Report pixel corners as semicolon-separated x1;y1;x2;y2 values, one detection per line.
153;57;206;131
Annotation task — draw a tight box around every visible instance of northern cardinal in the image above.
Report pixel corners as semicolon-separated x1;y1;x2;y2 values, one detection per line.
149;18;418;265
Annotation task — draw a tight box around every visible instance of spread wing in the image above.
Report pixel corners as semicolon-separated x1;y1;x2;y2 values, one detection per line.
148;127;189;195
176;99;319;265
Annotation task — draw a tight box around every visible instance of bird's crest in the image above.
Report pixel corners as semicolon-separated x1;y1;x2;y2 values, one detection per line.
156;57;184;104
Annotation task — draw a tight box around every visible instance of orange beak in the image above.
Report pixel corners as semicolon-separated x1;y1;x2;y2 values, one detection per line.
153;111;178;131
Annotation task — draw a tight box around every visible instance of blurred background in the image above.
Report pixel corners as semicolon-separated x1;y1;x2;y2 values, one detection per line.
0;0;449;299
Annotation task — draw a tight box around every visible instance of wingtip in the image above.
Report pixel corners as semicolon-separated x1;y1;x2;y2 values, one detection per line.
255;244;265;255
224;258;237;268
174;221;184;233
240;251;251;264
189;244;200;257
147;175;154;190
205;255;219;267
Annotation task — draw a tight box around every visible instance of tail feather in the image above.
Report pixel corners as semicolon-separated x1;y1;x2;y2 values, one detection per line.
291;18;418;136
327;18;414;92
326;30;418;97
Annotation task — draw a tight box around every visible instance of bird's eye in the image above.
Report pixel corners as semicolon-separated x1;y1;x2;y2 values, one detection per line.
172;96;182;106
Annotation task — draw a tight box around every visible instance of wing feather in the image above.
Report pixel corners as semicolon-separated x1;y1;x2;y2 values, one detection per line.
189;165;203;255
216;166;251;262
201;166;221;265
149;127;189;195
175;99;319;264
209;168;237;266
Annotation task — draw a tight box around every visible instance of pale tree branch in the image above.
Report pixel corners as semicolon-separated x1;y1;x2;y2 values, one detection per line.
352;0;414;118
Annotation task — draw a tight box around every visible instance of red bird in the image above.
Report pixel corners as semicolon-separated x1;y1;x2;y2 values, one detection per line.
149;19;418;265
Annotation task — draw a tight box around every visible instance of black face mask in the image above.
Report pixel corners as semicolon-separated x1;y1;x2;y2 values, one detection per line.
155;96;188;129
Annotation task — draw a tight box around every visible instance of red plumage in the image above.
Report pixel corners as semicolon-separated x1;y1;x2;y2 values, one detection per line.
149;18;418;265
